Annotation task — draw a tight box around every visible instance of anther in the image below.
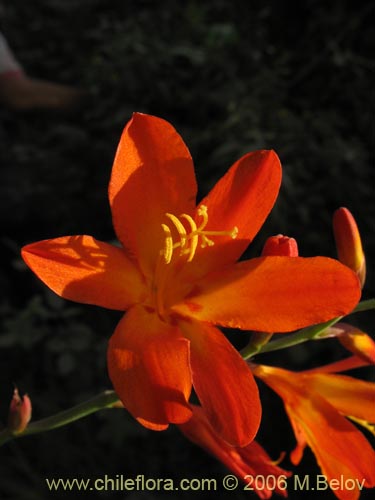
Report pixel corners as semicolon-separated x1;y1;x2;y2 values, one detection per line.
160;205;238;264
161;224;173;264
165;213;187;248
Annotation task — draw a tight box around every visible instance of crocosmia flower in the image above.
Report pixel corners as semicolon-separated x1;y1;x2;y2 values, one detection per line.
179;405;291;499
21;113;360;446
254;361;375;500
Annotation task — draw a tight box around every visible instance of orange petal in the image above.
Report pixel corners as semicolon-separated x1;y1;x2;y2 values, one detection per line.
255;365;375;498
286;395;375;499
288;416;308;465
253;365;309;466
179;319;261;446
21;236;145;310
179;406;290;499
236;441;291;499
303;355;370;374
181;150;281;281
108;113;197;277
107;305;192;430
304;373;375;423
173;256;361;332
294;394;375;500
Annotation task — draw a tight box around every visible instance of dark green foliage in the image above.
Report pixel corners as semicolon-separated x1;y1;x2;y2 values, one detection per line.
0;1;373;498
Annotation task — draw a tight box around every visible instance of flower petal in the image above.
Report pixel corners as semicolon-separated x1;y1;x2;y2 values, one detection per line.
108;113;197;276
287;396;375;499
179;319;261;446
255;365;375;498
107;306;192;430
303;355;370;374
304;373;375;423
173;256;361;332
179;406;290;499
21;236;145;310
288;416;308;465
181;150;281;281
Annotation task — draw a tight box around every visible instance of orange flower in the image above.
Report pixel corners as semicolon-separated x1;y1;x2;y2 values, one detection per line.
254;361;375;500
179;405;291;499
22;113;360;445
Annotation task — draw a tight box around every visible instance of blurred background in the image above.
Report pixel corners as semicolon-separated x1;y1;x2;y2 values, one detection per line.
0;0;373;498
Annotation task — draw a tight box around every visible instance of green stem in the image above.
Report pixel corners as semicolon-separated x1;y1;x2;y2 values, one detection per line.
241;297;375;360
352;298;375;313
0;390;120;447
242;317;341;359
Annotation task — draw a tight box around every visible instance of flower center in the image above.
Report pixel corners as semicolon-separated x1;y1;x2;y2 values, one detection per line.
160;205;238;264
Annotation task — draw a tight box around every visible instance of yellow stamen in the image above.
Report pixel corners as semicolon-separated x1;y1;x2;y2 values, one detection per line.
161;224;173;264
160;205;238;264
165;213;188;249
270;451;286;466
347;416;375;437
180;214;199;262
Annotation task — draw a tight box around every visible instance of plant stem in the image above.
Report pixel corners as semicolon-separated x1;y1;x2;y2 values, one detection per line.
0;390;120;447
352;298;375;313
241;297;375;360
241;317;341;359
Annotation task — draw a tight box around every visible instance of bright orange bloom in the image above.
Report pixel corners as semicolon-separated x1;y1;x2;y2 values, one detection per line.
254;361;375;500
22;113;360;445
179;405;291;499
333;207;366;287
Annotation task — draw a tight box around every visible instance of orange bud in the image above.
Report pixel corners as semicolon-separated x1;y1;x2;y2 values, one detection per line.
262;234;299;257
8;388;32;434
339;330;375;365
333;207;366;287
319;322;375;365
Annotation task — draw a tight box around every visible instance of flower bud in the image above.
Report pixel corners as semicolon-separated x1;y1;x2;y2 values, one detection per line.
333;207;366;287
8;388;32;434
262;234;299;257
338;327;375;365
319;322;375;365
